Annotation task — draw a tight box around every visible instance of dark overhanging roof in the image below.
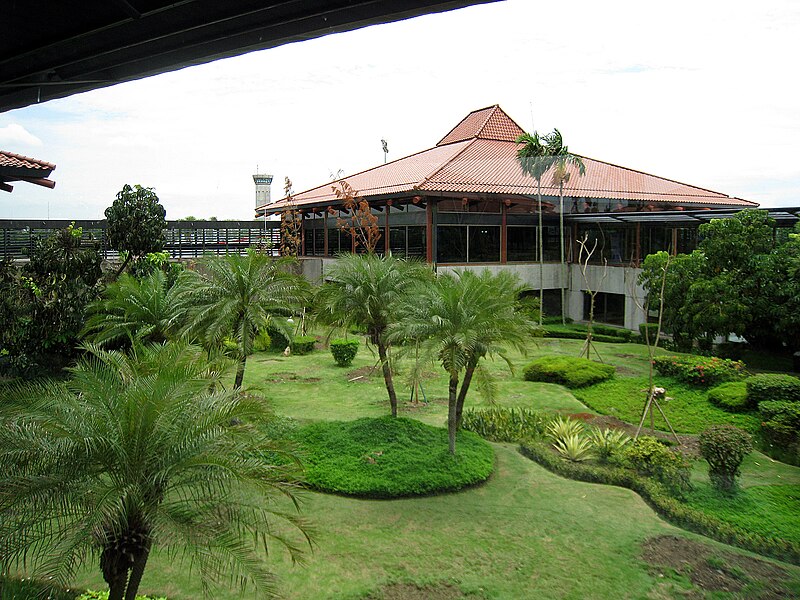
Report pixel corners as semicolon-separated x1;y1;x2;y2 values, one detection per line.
0;0;497;114
0;150;56;193
564;207;800;225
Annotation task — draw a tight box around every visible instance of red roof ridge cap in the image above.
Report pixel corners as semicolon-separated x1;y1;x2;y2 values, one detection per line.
436;104;499;146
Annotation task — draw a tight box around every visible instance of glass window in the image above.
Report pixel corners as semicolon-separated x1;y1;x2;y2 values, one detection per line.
507;226;536;261
390;227;406;256
584;292;625;326
314;228;325;256
407;226;426;258
437;226;467;263
468;226;500;262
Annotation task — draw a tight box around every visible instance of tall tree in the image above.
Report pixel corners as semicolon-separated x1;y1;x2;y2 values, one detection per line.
105;184;167;276
315;253;433;417
389;270;535;454
546;129;586;325
516;132;554;325
179;250;309;388
0;342;310;600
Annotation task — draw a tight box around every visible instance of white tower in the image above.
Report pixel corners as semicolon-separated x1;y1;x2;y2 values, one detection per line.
253;172;273;211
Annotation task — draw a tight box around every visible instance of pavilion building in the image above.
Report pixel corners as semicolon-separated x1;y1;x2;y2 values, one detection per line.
258;105;776;330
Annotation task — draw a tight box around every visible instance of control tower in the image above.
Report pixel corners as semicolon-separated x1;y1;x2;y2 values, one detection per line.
253;172;273;219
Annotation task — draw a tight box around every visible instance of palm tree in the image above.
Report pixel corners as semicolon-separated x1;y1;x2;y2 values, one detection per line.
545;129;586;325
82;269;181;347
178;250;309;389
0;342;310;600
315;253;433;417
516;132;554;325
389;270;536;454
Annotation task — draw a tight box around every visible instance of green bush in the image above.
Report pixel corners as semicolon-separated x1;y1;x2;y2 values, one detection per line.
0;578;76;600
621;436;691;497
759;400;800;465
330;338;360;367
541;324;629;344
707;381;750;413
253;329;272;352
638;323;661;344
523;355;615;388
291;335;316;355
747;373;800;404
266;324;291;351
291;417;494;498
519;440;800;564
588;428;631;463
699;425;753;492
653;355;746;387
461;407;549;442
592;324;633;341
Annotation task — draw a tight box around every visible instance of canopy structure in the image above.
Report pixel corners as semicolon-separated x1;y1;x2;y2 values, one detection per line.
0;151;56;193
0;0;497;114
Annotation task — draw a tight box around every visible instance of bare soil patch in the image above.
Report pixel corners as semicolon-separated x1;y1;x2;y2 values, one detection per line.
266;371;322;384
641;535;794;598
346;365;379;382
365;582;475;600
576;413;701;458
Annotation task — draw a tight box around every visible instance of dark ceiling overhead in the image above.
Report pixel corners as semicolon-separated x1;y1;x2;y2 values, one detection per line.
0;0;497;114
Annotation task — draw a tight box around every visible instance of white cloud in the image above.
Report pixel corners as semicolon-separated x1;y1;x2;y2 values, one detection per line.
0;123;43;148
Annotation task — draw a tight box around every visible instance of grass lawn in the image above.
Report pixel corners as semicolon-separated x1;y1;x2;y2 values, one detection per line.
572;375;761;434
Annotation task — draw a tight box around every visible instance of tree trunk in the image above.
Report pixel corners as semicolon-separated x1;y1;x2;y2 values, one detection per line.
234;353;247;389
455;362;476;430
378;341;398;417
448;373;459;455
114;253;133;278
537;180;543;326
124;539;152;600
101;548;129;600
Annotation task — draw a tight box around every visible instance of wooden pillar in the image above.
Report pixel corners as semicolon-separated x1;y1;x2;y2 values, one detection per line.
500;200;508;264
635;222;641;267
671;228;678;256
425;198;434;264
323;209;329;256
385;201;391;254
351;209;356;254
300;213;306;256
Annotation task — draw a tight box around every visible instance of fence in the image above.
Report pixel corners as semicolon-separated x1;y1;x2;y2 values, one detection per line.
0;219;281;260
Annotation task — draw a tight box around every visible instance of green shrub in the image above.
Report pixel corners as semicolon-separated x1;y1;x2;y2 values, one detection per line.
653;355;746;387
330;338;360;367
541;325;628;344
699;425;752;493
76;591;167;600
747;373;800;404
546;415;585;442
759;400;800;465
553;434;594;462
0;577;76;600
461;407;549;442
519;440;800;564
592;324;633;341
708;381;750;413
638;323;661;344
588;428;631;463
621;436;691;497
291;417;494;498
290;335;316;355
266;324;291;351
523;356;615;388
253;329;272;352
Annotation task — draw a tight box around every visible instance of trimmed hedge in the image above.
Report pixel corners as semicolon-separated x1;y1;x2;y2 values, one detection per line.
330;338;360;367
291;417;494;498
290;335;316;355
519;440;800;564
759;400;800;466
708;381;750;413
747;373;800;404
523;356;615;388
653;355;746;387
542;324;630;344
638;323;661;343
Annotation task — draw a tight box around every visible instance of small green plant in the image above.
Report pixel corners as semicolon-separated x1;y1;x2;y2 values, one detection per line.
291;335;316;355
638;323;660;343
76;590;167;600
553;433;594;462
253;329;272;352
622;436;691;497
523;355;615;388
546;415;585;442
758;400;800;465
746;373;800;405
588;427;631;463
707;381;750;412
461;407;549;442
698;425;752;493
330;338;360;367
653;355;746;387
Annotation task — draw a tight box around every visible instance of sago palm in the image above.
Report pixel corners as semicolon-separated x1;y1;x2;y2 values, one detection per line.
178;250;309;388
390;269;536;454
0;342;310;600
315;253;433;417
83;269;181;346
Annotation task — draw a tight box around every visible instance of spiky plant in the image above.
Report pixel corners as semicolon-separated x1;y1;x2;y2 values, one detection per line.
553;434;595;462
546;415;585;443
0;342;311;600
588;427;631;463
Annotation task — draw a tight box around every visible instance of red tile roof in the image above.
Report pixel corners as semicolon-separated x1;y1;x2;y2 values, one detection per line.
0;150;56;172
264;106;757;211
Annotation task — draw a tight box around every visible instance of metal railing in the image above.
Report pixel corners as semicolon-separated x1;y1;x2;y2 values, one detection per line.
0;219;281;260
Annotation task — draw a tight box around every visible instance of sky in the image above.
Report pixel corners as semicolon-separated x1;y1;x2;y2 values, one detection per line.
1;0;799;220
